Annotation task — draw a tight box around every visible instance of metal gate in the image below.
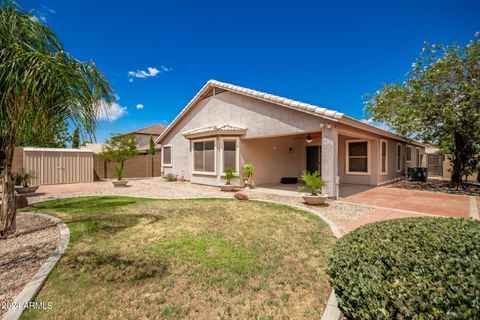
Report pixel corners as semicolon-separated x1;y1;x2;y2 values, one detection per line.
427;154;444;177
23;148;94;185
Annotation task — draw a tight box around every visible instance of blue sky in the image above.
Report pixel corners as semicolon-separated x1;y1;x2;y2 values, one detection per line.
22;0;479;142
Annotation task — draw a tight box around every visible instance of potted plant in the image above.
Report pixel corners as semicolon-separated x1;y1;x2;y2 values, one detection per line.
14;169;39;194
220;167;237;191
98;134;138;187
297;171;328;205
241;163;256;189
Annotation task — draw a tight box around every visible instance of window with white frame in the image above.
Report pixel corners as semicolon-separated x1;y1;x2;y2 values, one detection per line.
193;139;215;173
380;140;387;175
406;145;412;162
221;138;239;173
416;148;421;167
162;145;172;167
346;140;369;174
396;143;402;172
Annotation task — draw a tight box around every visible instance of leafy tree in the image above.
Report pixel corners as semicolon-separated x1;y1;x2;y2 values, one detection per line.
98;135;138;180
72;127;80;148
148;135;155;155
365;34;480;188
0;2;115;236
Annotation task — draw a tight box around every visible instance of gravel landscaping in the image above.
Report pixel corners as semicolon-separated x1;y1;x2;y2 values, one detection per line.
28;178;371;233
0;213;60;317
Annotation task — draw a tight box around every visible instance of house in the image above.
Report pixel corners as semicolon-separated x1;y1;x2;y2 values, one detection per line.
120;124;167;154
156;80;425;198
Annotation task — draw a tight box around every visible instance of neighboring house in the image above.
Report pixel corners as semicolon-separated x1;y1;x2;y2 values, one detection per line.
120;124;167;154
156;80;425;198
79;143;105;154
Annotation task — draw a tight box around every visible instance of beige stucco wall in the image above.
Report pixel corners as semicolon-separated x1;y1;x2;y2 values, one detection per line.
160;90;425;187
241;136;315;185
160;91;333;184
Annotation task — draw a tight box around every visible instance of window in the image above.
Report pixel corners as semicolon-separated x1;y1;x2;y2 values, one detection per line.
396;143;402;172
380;140;387;175
222;138;239;173
346;140;369;174
406;145;412;162
193;139;215;173
162;145;172;167
416;148;422;167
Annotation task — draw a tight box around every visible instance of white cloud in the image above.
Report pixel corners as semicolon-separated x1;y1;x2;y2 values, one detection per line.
96;101;127;122
360;118;394;132
127;66;172;82
136;104;144;110
32;6;55;23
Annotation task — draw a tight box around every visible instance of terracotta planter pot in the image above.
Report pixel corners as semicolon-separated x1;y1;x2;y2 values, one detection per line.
15;186;39;195
112;180;129;188
220;184;237;192
301;194;328;205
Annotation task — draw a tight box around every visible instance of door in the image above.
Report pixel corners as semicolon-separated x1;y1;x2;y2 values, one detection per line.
306;146;321;173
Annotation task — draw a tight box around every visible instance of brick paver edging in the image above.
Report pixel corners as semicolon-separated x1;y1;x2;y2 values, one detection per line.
2;213;70;320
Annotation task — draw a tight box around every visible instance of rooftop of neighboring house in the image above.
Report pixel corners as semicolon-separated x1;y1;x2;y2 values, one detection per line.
121;124;167;137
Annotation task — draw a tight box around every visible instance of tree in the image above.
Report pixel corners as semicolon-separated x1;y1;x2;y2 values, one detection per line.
0;2;115;236
148;136;155;155
365;34;480;188
18;120;71;148
72;127;80;148
98;135;138;180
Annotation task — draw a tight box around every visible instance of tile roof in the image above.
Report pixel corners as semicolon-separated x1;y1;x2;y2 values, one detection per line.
123;124;167;136
208;80;344;120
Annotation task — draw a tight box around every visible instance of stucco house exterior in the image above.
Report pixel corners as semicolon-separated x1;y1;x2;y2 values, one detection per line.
156;80;425;198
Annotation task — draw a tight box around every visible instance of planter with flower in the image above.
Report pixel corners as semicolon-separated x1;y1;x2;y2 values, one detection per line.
297;171;328;205
14;169;39;194
241;163;256;189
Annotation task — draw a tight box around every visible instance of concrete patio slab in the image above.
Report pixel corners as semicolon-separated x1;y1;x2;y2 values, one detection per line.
342;186;471;218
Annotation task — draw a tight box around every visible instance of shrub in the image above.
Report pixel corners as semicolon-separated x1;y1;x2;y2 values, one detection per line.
297;171;326;195
224;167;235;185
164;173;177;182
328;217;480;319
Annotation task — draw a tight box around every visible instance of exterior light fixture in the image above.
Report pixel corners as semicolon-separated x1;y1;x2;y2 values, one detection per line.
305;134;313;143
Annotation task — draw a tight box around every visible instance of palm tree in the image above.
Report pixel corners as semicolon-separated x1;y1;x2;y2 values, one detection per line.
0;1;115;236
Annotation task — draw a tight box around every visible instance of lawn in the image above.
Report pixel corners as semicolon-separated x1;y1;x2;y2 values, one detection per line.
20;196;336;319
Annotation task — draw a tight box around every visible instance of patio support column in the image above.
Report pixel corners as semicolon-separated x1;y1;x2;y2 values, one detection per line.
321;125;338;198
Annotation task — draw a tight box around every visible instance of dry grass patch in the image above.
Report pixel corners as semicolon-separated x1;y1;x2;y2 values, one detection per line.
20;196;335;319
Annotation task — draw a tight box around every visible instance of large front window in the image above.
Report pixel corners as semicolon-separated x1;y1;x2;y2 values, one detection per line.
193;140;215;173
346;140;369;174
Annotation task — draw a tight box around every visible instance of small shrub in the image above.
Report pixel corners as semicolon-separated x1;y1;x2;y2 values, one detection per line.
328;217;480;319
224;167;235;185
297;171;325;195
164;173;178;182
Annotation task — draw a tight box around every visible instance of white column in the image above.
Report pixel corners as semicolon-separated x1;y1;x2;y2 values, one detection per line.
321;125;338;198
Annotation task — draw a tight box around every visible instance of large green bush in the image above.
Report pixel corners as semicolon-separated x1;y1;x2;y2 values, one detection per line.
328;217;480;319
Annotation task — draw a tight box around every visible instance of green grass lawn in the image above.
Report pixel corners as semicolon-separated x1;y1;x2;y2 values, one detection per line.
21;196;335;319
